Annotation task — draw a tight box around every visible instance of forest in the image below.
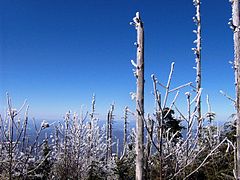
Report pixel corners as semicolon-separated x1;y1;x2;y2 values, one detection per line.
0;0;240;179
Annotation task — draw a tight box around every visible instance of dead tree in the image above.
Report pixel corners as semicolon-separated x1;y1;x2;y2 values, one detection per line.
193;0;202;128
230;0;240;178
7;94;15;180
145;115;153;180
123;106;128;152
151;65;192;179
88;94;96;163
120;106;129;160
64;111;70;177
106;104;114;160
152;74;163;180
131;12;144;180
106;112;110;160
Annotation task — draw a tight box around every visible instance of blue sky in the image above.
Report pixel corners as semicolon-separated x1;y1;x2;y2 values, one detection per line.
0;0;235;121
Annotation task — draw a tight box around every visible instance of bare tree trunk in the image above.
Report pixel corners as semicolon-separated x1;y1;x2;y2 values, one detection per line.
107;104;114;160
88;94;96;163
123;106;128;152
145;116;153;159
152;75;163;180
7;94;15;180
132;12;144;180
90;94;96;147
106;111;110;161
109;104;114;158
64;112;70;178
145;115;153;179
185;92;191;177
8;113;13;180
21;111;28;152
193;0;202;128
55;126;59;154
231;0;240;178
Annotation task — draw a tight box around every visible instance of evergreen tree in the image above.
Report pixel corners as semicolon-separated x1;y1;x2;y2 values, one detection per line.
162;108;185;141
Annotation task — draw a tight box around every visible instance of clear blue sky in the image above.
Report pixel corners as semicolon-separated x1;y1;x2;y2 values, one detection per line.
0;0;235;121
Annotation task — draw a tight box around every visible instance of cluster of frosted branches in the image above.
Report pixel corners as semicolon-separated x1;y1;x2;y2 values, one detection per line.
128;8;232;179
48;96;119;179
0;93;51;179
130;62;233;179
0;94;118;179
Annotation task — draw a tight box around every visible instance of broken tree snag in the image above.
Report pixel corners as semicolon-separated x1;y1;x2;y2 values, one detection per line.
231;0;240;178
132;12;145;180
193;0;202;128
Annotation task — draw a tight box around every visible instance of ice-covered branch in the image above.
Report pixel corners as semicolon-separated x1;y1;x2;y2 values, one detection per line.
220;90;236;105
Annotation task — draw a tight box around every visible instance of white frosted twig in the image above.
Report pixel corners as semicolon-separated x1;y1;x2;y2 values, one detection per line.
226;139;235;150
126;108;136;116
168;130;180;144
131;59;137;68
163;91;179;119
220;90;236;104
163;62;175;108
190;88;202;105
206;95;211;113
190;84;197;90
173;104;187;121
151;74;162;113
205;95;216;122
17;99;27;115
157;82;167;89
169;82;192;93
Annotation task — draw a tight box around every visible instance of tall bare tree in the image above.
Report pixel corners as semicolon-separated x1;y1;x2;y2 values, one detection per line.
193;0;202;127
131;12;144;180
231;0;240;178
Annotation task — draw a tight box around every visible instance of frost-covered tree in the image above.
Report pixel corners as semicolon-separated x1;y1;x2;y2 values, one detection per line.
230;0;240;178
192;0;202;129
131;11;145;180
106;104;114;161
